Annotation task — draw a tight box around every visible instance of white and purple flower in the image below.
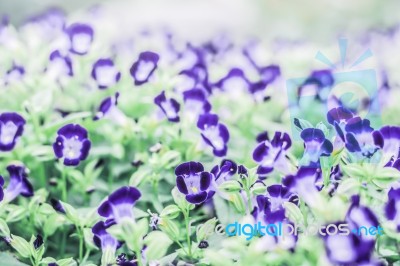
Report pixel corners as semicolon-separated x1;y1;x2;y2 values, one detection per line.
2;164;34;202
283;167;322;205
0;112;26;152
91;58;121;89
298;69;334;102
300;128;333;167
92;220;122;252
385;187;400;232
213;68;249;96
182;88;211;118
94;92;127;125
253;131;292;178
344;117;380;159
211;159;237;186
65;23;94;55
197;113;229;157
4;64;25;85
53;124;91;166
98;186;141;223
254;184;299;224
372;126;400;161
130;51;159;86
154;91;180;122
46;50;73;79
175;161;214;204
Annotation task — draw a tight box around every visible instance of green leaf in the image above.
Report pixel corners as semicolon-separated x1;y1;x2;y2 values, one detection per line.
0;218;10;237
219;180;242;192
10;234;31;258
160;204;181;219
196;217;218;241
229;192;246;214
283;202;304;225
159;218;180;241
144;231;173;260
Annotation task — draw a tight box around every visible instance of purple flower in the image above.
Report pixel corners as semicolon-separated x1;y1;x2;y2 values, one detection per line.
5;64;25;84
298;69;334;102
46;50;73;79
92;220;122;251
91;58;121;89
154;91;180;122
254;184;298;224
0;112;26;152
238;165;248;177
327;107;354;142
211;159;237;185
197;114;229;157
130;51;159;86
175;161;214;204
94;93;127;125
182;88;211;118
213;68;249;95
53;124;91;166
372;126;400;160
300;128;332;167
98;186;141;223
50;198;66;214
344;117;379;159
321;222;377;265
346;195;379;242
385;187;400;232
283;167;322;205
258;65;281;85
3;164;34;202
65;23;94;55
253;131;292;178
179;64;211;94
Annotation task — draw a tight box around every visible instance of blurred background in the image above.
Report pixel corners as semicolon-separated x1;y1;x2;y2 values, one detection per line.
2;0;400;43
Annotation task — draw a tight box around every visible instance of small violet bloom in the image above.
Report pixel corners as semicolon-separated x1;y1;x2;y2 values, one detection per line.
5;64;25;84
154;91;180;122
197;113;229;157
130;51;159;86
300;128;333;167
372;126;400;161
211;159;237;186
321;222;378;265
66;23;94;55
327;106;354;143
183;88;211;119
0;112;26;152
214;68;249;96
92;220;122;252
385;187;400;232
98;186;141;223
3;164;34;202
254;184;298;224
91;58;121;89
298;69;334;102
175;161;214;204
344;117;380;159
253;131;292;178
93;92;128;126
46;50;73;79
283;167;322;205
53;124;91;166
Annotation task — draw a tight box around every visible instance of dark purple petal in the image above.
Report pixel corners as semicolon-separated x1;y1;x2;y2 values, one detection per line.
256;131;269;143
327;107;353;125
345;133;361;152
259;65;280;85
176;175;188;194
108;186;141;205
186;191;208;204
199;172;211;191
197;113;219;130
175;161;204;176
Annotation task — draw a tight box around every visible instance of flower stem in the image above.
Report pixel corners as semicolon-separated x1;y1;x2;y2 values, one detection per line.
61;167;67;202
183;206;192;257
